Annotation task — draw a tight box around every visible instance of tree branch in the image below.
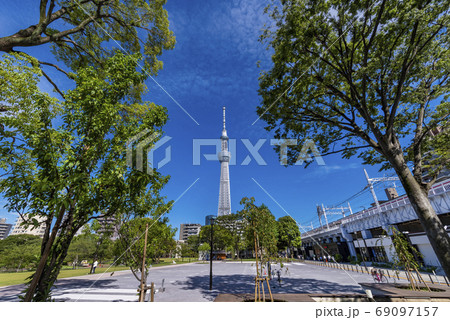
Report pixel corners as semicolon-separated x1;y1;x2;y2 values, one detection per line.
39;68;64;98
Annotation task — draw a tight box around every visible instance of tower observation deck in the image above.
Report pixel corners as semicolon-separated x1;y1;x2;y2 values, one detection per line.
218;106;231;216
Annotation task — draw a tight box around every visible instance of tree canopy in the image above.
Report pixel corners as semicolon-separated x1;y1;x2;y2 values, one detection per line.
258;0;450;278
215;213;246;258
115;217;176;283
239;197;278;262
0;0;175;100
65;228;115;264
0;52;172;301
0;235;42;271
199;224;233;251
0;0;177;302
277;216;301;255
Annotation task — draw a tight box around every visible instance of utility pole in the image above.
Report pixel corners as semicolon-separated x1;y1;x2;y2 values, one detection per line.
363;169;400;229
317;204;324;228
363;168;399;212
321;203;353;218
317;204;330;229
364;168;381;211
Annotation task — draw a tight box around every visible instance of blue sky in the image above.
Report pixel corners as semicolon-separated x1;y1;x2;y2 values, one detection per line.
0;0;405;236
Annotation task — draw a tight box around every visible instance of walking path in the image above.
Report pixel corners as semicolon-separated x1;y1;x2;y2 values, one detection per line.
0;261;413;302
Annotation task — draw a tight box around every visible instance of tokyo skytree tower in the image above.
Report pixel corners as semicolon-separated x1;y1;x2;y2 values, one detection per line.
217;106;231;216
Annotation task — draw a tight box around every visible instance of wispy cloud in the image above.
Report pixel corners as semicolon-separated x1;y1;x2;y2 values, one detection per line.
301;162;362;179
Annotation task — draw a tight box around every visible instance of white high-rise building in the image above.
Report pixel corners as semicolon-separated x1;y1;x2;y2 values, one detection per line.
179;223;201;241
10;215;46;238
217;107;231;216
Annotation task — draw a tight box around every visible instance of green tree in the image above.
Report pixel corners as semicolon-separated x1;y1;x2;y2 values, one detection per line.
179;242;195;259
186;234;200;254
0;52;171;301
198;243;211;253
86;220;116;273
0;235;42;271
239;197;278;268
65;234;96;264
258;0;450;278
199;225;233;251
0;0;175;100
115;217;176;283
216;213;245;259
390;227;429;291
65;231;115;266
277;216;301;259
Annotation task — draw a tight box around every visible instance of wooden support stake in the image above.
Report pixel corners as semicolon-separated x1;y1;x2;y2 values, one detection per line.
150;282;155;302
253;226;259;302
261;278;266;302
139;223;149;302
265;277;274;302
254;278;257;302
413;266;430;292
258;279;261;302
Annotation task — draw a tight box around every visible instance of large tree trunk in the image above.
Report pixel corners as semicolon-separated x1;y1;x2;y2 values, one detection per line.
390;154;450;279
27;231;75;301
23;208;65;302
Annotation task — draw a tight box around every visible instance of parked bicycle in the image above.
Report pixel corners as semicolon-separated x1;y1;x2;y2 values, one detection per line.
371;268;389;283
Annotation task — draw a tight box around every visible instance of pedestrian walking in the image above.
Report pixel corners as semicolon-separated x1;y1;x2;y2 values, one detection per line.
276;269;281;286
93;260;98;273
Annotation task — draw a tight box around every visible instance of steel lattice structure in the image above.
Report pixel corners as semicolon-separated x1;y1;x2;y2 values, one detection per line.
218;106;231;216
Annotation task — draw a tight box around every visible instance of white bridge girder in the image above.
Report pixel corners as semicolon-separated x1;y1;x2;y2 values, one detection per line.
303;178;450;239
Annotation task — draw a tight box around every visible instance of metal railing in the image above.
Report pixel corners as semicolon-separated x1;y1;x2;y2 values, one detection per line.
299;260;450;287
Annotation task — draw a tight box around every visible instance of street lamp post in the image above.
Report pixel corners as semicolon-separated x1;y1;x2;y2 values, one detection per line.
209;217;215;291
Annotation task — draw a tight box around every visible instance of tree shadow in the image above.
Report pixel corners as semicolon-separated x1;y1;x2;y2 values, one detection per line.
0;284;25;301
53;278;118;290
174;274;364;301
0;279;119;302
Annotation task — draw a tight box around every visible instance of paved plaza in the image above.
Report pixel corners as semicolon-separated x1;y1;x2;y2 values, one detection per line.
0;262;399;302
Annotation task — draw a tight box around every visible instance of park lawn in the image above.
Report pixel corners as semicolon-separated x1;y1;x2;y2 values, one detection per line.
0;266;129;287
0;259;200;287
156;258;198;266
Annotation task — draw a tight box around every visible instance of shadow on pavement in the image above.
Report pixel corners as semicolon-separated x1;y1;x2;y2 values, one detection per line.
175;274;364;301
0;278;117;302
53;278;117;290
0;284;26;301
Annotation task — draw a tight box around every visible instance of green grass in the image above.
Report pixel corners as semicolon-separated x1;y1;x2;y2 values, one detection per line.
0;258;199;287
0;266;129;287
155;258;198;266
235;258;257;262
